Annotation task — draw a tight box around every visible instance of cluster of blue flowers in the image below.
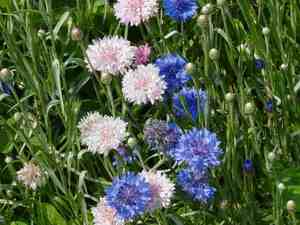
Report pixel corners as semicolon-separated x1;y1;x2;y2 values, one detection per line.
163;0;198;22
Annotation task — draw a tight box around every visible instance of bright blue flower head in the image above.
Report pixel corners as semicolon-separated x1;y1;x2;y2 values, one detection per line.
155;54;190;95
173;88;207;121
243;159;254;173
0;81;12;96
105;172;152;220
163;0;198;22
171;128;222;172
177;169;216;202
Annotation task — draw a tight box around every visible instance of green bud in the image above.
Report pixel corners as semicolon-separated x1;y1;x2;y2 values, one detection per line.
209;48;219;61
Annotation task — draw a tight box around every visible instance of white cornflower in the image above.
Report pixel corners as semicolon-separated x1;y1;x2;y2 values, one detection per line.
78;112;127;155
114;0;158;26
140;170;175;210
17;162;42;190
122;64;166;104
85;36;136;75
92;198;124;225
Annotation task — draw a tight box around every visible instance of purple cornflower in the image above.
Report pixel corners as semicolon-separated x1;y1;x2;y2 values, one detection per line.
0;81;12;95
143;119;182;154
105;172;152;220
135;44;151;65
171;128;222;172
173;88;207;121
112;146;136;167
177;169;215;203
155;54;191;95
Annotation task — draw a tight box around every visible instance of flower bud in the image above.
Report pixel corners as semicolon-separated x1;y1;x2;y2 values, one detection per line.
185;63;194;74
197;15;209;27
0;68;11;80
37;29;46;38
209;48;219;61
5;156;12;164
201;3;214;15
71;27;82;41
277;183;285;193
280;63;288;71
286;200;296;213
225;92;235;102
262;27;270;36
101;72;112;84
267;152;275;162
245;102;255;114
127;137;137;148
217;0;226;6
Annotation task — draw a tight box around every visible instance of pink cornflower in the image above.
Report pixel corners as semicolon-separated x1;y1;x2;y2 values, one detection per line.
17;162;42;190
135;44;151;65
122;64;166;104
114;0;158;26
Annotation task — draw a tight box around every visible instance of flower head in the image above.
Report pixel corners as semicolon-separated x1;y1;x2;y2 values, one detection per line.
163;0;198;22
17;162;42;190
114;0;158;26
155;54;190;95
143;119;182;153
171;128;222;172
85;36;136;75
78;112;127;155
105;172;152;220
140;170;175;210
255;58;265;70
135;44;151;65
92;198;124;225
0;81;12;96
177;169;215;202
173;88;207;121
122;64;166;104
243;159;254;173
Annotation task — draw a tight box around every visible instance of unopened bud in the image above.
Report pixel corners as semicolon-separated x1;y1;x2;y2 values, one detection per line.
267;152;276;162
262;27;270;36
201;3;214;15
277;183;285;193
245;102;255;114
0;68;11;80
37;29;46;38
280;63;288;71
5;156;12;164
101;72;112;84
197;15;209;27
209;48;219;61
185;63;194;74
71;27;82;41
286;200;296;213
217;0;226;6
225;93;235;102
127;137;137;148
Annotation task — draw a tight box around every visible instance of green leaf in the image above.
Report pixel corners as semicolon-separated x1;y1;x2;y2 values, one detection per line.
53;12;70;36
10;222;28;225
42;203;67;225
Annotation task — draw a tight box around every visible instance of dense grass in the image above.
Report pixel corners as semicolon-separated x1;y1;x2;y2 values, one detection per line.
0;0;300;224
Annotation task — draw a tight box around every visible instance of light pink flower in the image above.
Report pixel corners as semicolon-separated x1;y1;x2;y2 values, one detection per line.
122;64;166;104
135;44;151;65
85;36;136;75
140;170;175;210
92;198;124;225
114;0;158;26
78;112;127;155
17;162;42;190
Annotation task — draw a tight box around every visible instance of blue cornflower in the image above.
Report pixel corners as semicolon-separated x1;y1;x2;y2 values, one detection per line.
255;58;265;70
105;172;152;220
155;54;190;95
265;99;273;113
243;159;254;173
0;81;12;95
173;88;207;121
112;146;136;167
171;128;222;172
163;0;198;22
177;169;216;202
144;118;182;154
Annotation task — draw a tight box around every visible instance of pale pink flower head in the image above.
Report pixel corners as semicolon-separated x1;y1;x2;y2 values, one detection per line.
17;162;42;190
92;198;124;225
85;36;136;75
114;0;158;26
140;170;175;210
122;64;166;105
78;112;127;155
135;44;151;65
